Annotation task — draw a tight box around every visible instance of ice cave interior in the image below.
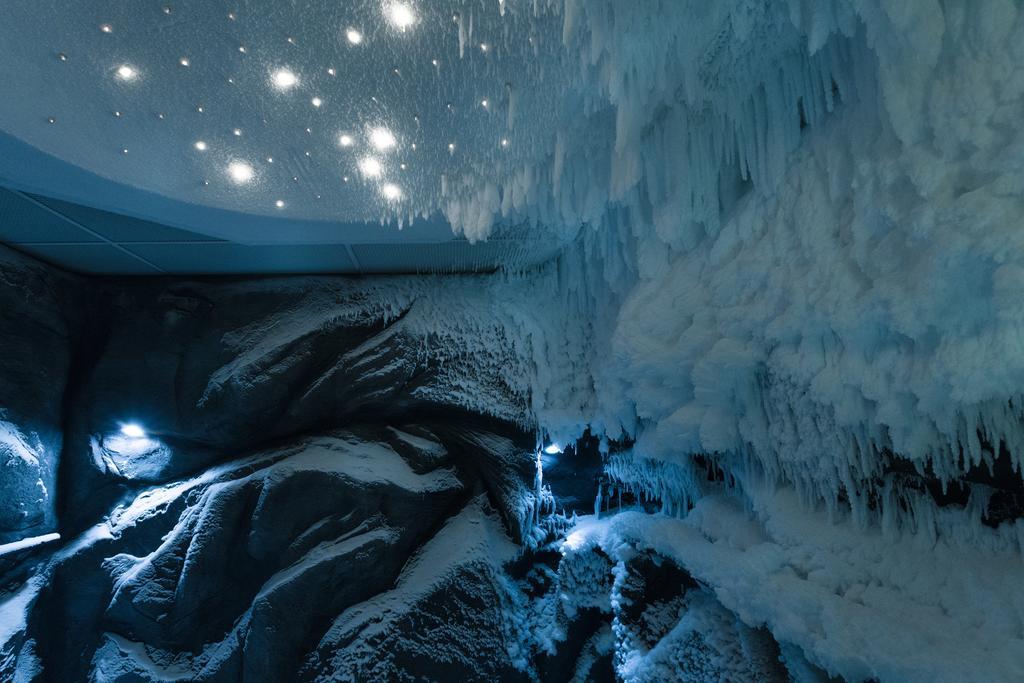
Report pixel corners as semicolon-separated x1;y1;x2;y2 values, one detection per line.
1;1;1023;681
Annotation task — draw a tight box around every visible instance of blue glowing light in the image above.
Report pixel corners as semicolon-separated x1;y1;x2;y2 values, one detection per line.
543;443;562;454
120;423;147;439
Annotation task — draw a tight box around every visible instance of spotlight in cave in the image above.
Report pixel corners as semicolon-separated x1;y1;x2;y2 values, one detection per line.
119;423;146;439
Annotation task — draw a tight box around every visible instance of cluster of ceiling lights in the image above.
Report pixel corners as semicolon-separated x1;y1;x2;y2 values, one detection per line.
96;1;423;211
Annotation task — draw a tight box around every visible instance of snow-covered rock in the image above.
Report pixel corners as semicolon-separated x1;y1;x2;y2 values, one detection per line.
2;426;537;681
0;247;78;547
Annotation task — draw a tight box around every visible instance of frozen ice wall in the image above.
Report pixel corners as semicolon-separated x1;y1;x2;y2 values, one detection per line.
479;0;1024;533
463;1;1024;678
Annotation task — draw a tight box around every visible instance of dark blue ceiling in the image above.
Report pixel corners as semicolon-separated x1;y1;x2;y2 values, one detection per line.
0;0;573;274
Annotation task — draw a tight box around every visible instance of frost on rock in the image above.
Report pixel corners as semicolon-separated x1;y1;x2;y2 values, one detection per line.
0;248;76;547
1;425;539;681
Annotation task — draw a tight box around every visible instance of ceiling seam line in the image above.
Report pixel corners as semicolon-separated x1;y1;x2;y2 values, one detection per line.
343;244;362;273
12;191;166;274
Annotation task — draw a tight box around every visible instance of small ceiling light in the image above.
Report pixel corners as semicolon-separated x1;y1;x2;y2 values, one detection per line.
287;36;295;45
121;148;129;155
275;199;285;208
179;57;190;67
271;68;298;90
327;67;336;76
47;116;55;124
480;42;489;52
163;6;172;14
58;52;68;62
431;58;439;66
227;160;254;184
381;183;402;200
157;112;166;120
447;142;456;154
411;143;417;151
481;99;489;108
194;140;208;151
100;23;113;33
399;163;407;170
121;424;146;439
500;138;510;148
233;128;242;136
196;105;204;113
386;2;416;30
343;175;350;182
113;110;122;118
228;11;236;20
358;157;382;178
346;28;363;44
238;45;247;53
311;96;322;107
115;64;137;81
369;126;396;151
267;156;274;163
338;133;354;147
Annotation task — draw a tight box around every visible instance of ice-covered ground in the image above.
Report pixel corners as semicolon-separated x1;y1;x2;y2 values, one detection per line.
565;492;1024;681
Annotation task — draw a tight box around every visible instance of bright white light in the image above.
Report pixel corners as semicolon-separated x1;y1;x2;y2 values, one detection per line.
359;157;382;178
311;96;322;107
381;183;402;200
194;140;207;151
369;127;396;151
386;2;416;30
481;99;489;108
100;24;113;34
338;134;354;147
115;64;137;81
121;424;146;439
233;128;242;137
275;199;285;208
179;57;190;67
500;138;510;148
271;68;298;90
227;161;254;184
543;444;562;454
346;28;363;44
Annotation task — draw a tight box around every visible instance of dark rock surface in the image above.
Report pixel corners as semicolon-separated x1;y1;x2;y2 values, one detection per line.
0;248;79;545
5;425;534;681
58;276;533;536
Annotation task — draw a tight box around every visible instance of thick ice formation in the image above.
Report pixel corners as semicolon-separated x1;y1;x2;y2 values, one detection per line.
494;1;1024;678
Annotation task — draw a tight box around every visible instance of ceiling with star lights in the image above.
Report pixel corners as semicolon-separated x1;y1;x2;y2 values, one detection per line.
0;0;579;274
